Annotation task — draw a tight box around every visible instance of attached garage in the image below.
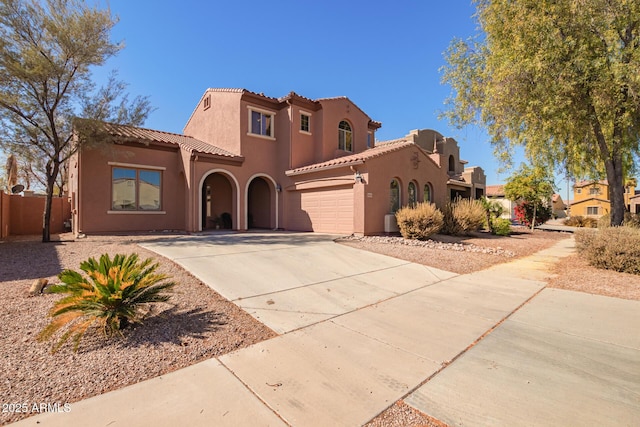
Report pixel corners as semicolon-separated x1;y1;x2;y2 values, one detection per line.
287;186;354;234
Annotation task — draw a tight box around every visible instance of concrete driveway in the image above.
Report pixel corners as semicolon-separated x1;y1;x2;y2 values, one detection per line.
141;231;458;334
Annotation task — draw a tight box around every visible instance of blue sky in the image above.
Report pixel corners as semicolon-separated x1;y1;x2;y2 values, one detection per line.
94;0;572;198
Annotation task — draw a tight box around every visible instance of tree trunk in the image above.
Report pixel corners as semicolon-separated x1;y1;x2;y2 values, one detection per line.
531;203;537;231
42;160;60;243
606;157;626;226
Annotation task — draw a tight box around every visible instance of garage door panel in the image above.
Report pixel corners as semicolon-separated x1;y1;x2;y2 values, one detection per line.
288;187;354;234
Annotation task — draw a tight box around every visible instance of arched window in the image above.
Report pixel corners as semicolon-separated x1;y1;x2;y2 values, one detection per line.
448;155;456;173
389;179;400;213
408;182;417;207
424;183;433;203
338;121;353;151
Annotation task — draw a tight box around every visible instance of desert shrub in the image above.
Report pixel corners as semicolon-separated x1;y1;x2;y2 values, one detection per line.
514;201;552;226
38;253;176;353
583;217;598;228
564;216;583;227
491;217;512;236
395;202;443;240
576;227;640;275
595;213;640;228
441;198;486;235
564;215;598;228
597;214;611;228
624;212;640;228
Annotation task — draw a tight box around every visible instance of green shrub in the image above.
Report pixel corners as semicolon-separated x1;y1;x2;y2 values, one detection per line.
395;202;443;240
38;253;176;353
441;198;486;235
491;217;512;236
576;227;640;275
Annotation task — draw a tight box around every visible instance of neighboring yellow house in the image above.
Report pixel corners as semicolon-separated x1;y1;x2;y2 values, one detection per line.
570;180;636;217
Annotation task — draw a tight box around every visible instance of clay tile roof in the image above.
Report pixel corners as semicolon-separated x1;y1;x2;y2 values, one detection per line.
286;139;414;175
101;122;242;159
485;185;506;197
574;179;608;187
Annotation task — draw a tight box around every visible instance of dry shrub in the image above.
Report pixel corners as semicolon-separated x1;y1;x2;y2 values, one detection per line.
565;215;598;228
576;227;640;275
441;198;486;235
624;213;640;228
395;202;443;240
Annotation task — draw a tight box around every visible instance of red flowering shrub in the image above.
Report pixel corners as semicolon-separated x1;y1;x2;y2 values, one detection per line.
514;201;552;226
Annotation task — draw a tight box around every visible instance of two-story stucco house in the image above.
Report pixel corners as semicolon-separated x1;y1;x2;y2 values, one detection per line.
570;180;636;218
68;89;485;236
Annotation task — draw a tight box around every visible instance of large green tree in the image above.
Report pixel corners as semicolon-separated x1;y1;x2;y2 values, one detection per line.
0;0;151;242
442;0;640;226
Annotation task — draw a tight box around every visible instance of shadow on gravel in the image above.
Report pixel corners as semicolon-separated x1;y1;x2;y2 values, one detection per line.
0;239;63;282
70;307;228;354
126;307;228;346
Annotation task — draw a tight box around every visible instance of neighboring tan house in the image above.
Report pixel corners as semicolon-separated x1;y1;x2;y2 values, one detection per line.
631;191;640;214
485;185;516;219
552;194;567;218
69;89;485;236
570;180;636;218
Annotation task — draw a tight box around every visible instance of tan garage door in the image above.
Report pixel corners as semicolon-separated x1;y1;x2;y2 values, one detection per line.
288;186;354;234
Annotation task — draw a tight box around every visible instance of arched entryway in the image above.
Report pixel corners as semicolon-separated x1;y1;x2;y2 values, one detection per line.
201;172;236;230
247;176;273;229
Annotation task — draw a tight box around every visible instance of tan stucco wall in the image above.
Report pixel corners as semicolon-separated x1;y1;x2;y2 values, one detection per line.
361;147;447;235
571;199;610;217
317;98;375;163
183;91;243;155
75;143;186;233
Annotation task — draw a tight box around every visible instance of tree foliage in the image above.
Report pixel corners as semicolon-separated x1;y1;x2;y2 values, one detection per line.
442;0;640;226
0;0;152;241
504;163;555;229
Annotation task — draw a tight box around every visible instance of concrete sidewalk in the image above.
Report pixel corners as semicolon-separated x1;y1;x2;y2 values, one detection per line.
12;234;640;426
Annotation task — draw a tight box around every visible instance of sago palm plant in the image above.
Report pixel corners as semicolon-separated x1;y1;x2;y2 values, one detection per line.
38;253;176;353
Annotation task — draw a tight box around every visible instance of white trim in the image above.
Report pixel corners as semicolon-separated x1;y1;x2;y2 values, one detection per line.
247;105;276;138
299;109;313;116
245;132;276;141
246;105;277;115
107;210;166;215
108;162;166;171
299;111;312;134
198;169;241;232
245;173;279;230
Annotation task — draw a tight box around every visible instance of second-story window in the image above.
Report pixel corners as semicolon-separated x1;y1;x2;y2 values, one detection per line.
338;120;352;151
300;113;310;133
249;108;274;138
589;187;600;195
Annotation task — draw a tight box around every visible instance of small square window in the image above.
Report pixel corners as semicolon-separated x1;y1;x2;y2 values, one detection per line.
203;95;211;110
300;114;310;133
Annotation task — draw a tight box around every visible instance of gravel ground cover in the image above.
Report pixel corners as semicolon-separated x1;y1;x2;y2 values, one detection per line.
337;227;569;275
2;228;636;426
0;233;276;425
